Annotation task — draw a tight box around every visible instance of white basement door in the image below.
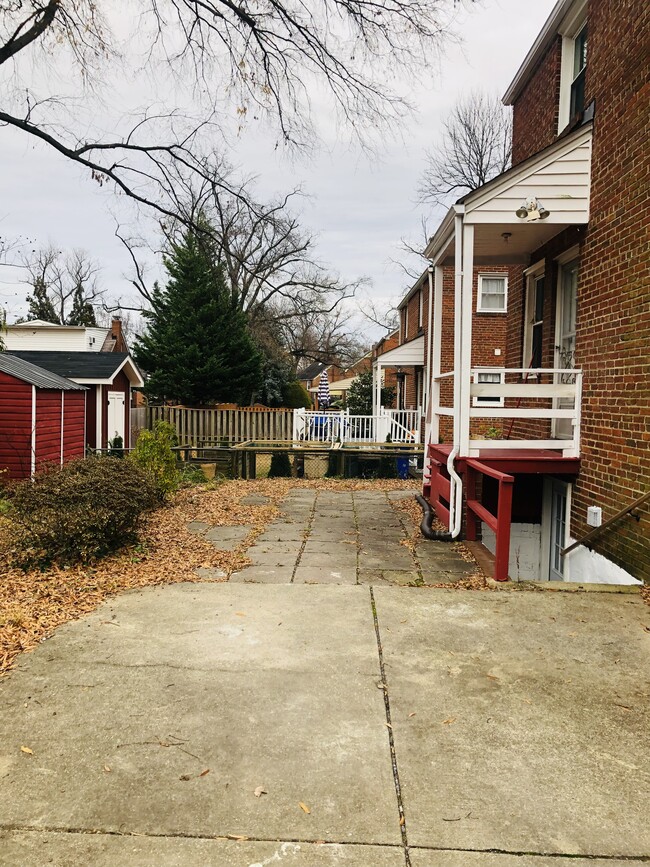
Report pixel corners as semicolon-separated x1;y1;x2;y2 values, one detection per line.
107;391;126;445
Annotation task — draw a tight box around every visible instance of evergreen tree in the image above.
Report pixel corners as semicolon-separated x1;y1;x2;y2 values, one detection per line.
134;230;262;406
68;284;98;326
346;370;395;415
26;277;59;323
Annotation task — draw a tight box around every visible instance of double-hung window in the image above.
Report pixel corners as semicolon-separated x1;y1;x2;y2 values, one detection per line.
570;24;588;121
477;274;508;313
523;273;545;371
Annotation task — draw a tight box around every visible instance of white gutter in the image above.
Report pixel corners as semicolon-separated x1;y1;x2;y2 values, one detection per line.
503;0;580;105
424;265;434;417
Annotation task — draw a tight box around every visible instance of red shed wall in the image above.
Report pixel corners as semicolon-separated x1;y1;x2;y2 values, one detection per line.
35;390;62;468
62;391;86;461
0;372;33;481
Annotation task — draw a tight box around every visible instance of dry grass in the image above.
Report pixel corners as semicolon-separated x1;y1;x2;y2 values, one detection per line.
0;478;419;676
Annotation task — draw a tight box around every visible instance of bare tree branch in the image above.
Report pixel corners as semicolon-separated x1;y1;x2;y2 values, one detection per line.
418;91;512;206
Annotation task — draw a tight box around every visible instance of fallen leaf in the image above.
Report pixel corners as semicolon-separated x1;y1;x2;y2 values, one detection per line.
643;625;650;633
376;682;387;690
226;834;249;840
408;712;416;718
20;746;33;755
399;815;405;826
299;802;311;814
103;765;111;773
615;704;632;711
179;774;192;781
199;768;210;777
385;722;392;729
442;717;456;725
254;786;267;797
486;674;500;681
235;612;246;617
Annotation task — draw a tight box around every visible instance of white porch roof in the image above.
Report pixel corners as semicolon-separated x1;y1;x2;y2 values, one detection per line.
425;124;593;265
373;335;425;367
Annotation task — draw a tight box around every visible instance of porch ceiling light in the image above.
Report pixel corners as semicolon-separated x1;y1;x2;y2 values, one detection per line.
516;197;550;222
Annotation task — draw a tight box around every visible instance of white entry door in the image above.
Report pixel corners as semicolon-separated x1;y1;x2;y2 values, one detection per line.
554;260;578;439
107;391;126;445
549;479;569;581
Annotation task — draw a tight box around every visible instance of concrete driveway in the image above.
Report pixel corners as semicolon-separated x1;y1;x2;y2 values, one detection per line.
1;491;649;866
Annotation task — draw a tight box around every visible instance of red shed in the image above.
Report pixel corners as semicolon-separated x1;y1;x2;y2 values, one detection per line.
0;354;87;480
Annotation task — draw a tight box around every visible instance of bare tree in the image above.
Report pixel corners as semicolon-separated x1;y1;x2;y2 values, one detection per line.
418;91;512;206
0;1;467;232
23;246;104;324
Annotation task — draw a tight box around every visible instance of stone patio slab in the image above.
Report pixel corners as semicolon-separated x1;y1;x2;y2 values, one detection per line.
374;588;650;857
230;567;292;583
0;585;400;846
205;526;251;542
358;570;419;586
293;567;357;584
247;552;299;567
0;833;405;867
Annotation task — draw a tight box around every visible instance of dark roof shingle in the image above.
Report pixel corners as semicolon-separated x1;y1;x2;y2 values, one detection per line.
0;354;87;390
9;351;130;381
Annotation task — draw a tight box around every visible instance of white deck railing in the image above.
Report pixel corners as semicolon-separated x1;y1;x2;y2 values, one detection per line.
434;368;583;458
294;408;422;445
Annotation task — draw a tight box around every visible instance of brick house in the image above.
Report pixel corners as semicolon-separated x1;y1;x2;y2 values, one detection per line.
421;0;649;585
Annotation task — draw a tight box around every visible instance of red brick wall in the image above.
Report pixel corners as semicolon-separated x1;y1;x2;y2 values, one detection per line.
512;36;562;165
508;0;650;581
570;0;650;581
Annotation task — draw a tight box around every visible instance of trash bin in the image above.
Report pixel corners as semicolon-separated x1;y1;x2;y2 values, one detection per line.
396;457;409;480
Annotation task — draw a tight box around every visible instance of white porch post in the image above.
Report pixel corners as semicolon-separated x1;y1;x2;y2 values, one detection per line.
431;264;444;445
373;363;382;413
459;223;475;457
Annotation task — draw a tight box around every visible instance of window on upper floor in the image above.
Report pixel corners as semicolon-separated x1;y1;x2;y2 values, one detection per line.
418;289;424;331
477;274;508;313
400;309;406;342
558;7;588;132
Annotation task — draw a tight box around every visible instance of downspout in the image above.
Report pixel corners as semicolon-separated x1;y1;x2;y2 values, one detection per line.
446;210;465;539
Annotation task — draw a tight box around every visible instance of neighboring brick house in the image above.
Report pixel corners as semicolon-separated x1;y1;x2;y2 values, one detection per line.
422;0;649;585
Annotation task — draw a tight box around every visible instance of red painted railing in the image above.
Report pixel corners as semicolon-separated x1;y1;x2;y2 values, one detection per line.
464;459;514;582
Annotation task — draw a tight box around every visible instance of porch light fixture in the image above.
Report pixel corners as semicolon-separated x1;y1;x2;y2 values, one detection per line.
516;197;550;222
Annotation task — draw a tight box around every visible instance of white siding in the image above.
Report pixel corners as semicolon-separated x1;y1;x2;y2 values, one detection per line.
374;335;425;367
465;128;592;226
5;325;109;352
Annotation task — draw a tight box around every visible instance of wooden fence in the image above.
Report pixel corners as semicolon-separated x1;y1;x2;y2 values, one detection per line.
146;405;294;445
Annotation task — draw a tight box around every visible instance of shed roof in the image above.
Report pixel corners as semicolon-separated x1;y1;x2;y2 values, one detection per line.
297;361;327;381
9;351;143;386
0;354;87;390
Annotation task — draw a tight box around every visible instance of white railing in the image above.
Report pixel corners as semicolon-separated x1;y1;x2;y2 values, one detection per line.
433;368;583;457
293;408;422;445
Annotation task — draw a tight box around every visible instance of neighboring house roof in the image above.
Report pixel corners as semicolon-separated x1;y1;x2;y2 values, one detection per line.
0;354;87;390
309;374;358;394
297;361;327;381
9;351;144;387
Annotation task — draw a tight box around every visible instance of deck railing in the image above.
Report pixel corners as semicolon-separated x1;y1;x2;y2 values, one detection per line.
434;368;583;457
294;408;422;445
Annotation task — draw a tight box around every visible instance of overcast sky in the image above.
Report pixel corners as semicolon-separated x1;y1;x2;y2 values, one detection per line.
0;0;557;337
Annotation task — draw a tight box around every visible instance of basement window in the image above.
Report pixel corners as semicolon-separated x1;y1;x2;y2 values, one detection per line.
473;369;505;408
477;274;508;313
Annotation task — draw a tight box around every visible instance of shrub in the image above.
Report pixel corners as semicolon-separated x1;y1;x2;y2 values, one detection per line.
283;380;312;409
10;457;159;567
268;451;292;477
129;420;180;498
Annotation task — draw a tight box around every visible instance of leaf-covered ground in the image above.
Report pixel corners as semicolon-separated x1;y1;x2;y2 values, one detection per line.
0;479;419;677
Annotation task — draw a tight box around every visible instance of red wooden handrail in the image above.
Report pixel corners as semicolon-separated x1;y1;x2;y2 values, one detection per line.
464;459;514;582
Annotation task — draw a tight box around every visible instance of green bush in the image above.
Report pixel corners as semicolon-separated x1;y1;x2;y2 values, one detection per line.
9;457;159;567
179;463;207;486
282;380;312;409
129;420;180;498
268;451;292;477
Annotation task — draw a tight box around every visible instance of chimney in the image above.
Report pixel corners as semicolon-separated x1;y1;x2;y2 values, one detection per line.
110;318;126;352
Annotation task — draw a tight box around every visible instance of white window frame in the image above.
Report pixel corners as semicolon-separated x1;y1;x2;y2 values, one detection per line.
418;289;424;330
477;273;508;314
523;260;545;371
558;1;588;133
472;368;505;408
